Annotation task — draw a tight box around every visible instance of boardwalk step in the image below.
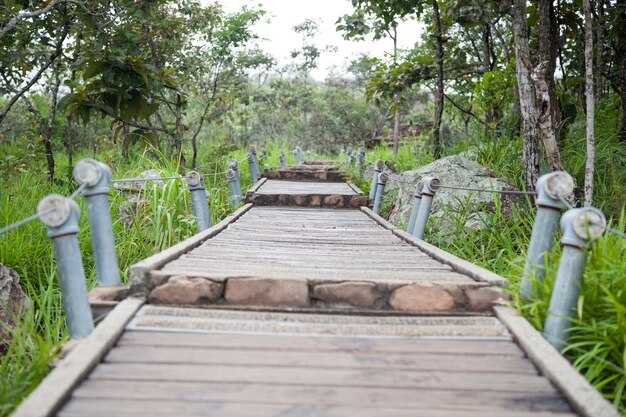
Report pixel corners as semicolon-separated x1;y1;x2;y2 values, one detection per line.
137;206;505;313
245;179;367;208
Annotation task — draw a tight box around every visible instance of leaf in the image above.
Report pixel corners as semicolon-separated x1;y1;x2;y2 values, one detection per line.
82;60;103;81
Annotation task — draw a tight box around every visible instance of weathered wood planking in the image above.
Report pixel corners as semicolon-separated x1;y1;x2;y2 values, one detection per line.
150;206;500;312
54;306;578;417
255;180;357;195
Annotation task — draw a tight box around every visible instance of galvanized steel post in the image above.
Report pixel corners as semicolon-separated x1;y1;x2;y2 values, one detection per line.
185;171;211;232
544;207;605;351
228;158;243;197
407;181;424;236
356;147;365;177
345;149;352;167
372;172;388;214
369;159;384;201
38;195;94;338
520;172;575;299
413;176;441;240
279;151;287;167
247;153;258;185
295;147;302;165
250;146;261;179
225;169;242;206
306;149;312;161
73;159;121;286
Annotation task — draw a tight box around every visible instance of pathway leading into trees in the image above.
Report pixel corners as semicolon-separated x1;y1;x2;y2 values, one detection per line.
13;162;617;417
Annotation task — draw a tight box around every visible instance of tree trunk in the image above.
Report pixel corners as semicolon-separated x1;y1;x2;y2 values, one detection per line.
482;23;493;138
530;61;564;172
174;93;186;173
536;0;561;138
391;26;400;156
595;0;605;100
512;0;541;191
432;0;444;159
621;49;626;142
583;0;595;206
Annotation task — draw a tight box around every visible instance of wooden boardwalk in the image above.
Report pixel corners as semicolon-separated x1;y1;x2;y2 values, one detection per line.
13;162;620;417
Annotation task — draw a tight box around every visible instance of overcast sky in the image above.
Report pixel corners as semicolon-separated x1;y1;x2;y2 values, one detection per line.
221;0;422;80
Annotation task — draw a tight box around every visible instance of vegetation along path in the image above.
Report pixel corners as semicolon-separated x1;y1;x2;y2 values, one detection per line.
12;162;619;417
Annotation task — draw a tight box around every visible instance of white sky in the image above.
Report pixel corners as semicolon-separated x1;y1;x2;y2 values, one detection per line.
221;0;422;80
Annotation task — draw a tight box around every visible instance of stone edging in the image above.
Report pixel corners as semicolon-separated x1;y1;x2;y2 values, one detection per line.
495;305;620;417
359;207;509;288
11;298;145;417
129;203;253;297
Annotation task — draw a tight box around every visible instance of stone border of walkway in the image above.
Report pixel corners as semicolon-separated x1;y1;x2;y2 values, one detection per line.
11;298;145;417
495;305;620;417
360;207;509;288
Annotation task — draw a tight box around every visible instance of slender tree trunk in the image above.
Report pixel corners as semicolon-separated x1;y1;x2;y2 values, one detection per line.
530;61;564;171
174;93;186;172
512;0;541;191
536;0;561;138
391;26;400;155
482;23;493;139
595;0;605;100
621;49;626;142
584;0;595;206
432;0;444;159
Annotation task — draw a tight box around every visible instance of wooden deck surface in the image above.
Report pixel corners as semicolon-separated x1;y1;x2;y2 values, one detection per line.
56;307;577;417
255;180;357;195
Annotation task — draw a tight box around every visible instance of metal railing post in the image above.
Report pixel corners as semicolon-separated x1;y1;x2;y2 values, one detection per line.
372;172;388;214
279;151;287;167
345;149;352;167
225;169;242;206
413;176;441;240
520;172;575;299
73;159;121;286
185;171;211;232
247;153;258;185
356;147;365;177
38;195;94;338
228;158;243;197
295;147;302;165
250;146;261;179
544;207;606;351
369;159;384;201
407;181;424;236
306;149;311;161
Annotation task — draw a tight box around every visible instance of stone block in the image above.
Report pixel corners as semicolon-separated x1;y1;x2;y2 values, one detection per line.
149;275;222;305
465;287;503;312
313;282;381;307
225;277;310;307
390;283;455;312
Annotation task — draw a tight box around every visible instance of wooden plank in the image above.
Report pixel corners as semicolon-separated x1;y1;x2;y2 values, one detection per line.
116;331;526;356
104;345;537;374
495;306;621;417
247;177;267;193
58;398;577;417
129;203;253;295
11;298;144;417
70;380;573;413
360;207;510;287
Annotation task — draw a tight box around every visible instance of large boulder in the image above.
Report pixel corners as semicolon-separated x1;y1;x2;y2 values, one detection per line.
0;265;29;354
386;155;520;235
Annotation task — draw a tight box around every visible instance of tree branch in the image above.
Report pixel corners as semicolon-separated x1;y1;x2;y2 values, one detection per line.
443;93;487;126
0;0;65;40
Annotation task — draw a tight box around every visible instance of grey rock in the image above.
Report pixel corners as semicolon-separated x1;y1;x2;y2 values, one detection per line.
0;265;29;354
386;155;520;235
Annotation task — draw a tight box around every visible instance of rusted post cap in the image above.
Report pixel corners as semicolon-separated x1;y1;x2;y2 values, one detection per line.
560;207;605;249
247;153;255;162
228;159;238;169
185;171;203;187
38;194;80;237
537;171;575;209
375;159;385;171
421;176;441;195
378;172;389;185
249;145;256;154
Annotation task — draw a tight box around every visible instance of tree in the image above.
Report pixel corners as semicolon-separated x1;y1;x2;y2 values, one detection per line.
583;0;595;206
